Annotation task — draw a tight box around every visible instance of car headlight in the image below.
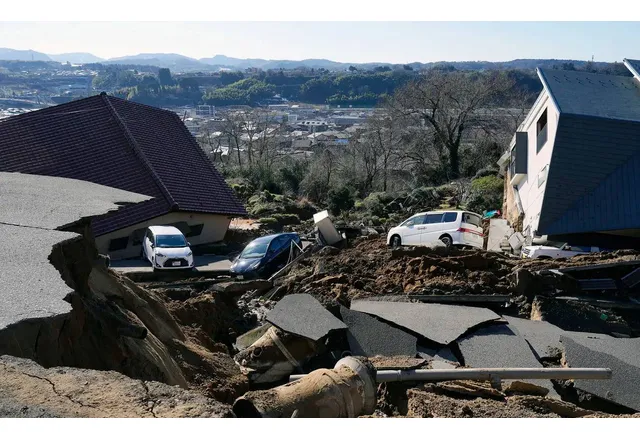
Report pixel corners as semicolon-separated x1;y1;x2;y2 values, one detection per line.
156;253;166;257
249;260;261;269
187;251;192;257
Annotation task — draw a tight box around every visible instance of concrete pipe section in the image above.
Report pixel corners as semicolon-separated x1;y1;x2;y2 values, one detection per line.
232;357;377;418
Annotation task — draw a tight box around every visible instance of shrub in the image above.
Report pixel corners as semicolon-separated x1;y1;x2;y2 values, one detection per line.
361;192;395;217
272;213;301;226
327;186;355;216
257;217;278;225
465;175;504;214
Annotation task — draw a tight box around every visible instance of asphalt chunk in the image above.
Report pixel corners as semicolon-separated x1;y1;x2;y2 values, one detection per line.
350;300;500;345
505;316;613;360
560;336;640;411
340;307;417;357
266;294;347;341
458;323;559;398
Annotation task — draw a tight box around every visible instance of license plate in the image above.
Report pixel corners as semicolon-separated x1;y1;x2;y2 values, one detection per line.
172;261;181;267
237;275;244;280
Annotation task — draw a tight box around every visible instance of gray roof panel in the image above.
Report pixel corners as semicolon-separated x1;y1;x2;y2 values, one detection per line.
539;68;640;122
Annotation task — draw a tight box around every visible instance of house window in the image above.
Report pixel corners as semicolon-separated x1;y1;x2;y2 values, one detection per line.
536;109;548;153
108;236;129;252
185;223;204;238
538;165;548;188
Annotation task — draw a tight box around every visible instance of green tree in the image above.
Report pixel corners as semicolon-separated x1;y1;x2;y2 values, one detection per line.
158;68;174;86
327;187;355;216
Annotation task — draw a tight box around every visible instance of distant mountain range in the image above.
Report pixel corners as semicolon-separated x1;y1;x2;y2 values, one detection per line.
49;52;105;63
0;47;613;72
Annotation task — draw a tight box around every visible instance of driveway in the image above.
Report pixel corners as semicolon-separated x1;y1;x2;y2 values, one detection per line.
110;255;232;274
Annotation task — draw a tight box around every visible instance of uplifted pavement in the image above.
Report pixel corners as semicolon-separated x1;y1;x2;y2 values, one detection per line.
0;172;150;331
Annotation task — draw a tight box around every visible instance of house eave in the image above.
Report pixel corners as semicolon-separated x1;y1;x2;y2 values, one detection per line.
536;68;562;116
623;58;640;83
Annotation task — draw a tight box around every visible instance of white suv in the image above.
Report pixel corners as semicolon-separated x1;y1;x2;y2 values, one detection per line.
387;210;484;249
521;243;602;259
142;225;194;270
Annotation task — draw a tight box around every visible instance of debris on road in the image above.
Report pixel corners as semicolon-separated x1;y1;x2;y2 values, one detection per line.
340;307;418;357
560;336;640;412
350;300;501;345
457;323;559;398
266;294;347;341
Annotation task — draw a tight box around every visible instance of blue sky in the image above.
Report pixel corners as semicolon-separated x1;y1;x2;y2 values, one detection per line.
0;22;638;63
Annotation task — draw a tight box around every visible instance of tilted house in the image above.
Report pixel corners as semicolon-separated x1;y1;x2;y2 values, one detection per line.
0;93;247;259
499;59;640;248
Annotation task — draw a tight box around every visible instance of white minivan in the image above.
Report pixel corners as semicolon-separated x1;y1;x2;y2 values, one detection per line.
142;225;194;271
386;210;484;249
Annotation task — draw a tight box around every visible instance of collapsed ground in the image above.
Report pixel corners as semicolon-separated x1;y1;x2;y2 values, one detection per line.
139;235;640;417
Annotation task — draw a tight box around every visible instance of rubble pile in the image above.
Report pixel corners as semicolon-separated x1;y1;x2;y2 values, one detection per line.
271;237;640;318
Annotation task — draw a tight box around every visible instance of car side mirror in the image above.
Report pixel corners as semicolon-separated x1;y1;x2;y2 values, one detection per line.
187;242;191;246
150;243;155;248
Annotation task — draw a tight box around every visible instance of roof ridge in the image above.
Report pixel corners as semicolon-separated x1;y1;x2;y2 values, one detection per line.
168;111;247;215
100;93;178;210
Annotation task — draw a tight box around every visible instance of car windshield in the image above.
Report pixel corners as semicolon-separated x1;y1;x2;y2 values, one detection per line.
156;234;187;248
240;241;270;259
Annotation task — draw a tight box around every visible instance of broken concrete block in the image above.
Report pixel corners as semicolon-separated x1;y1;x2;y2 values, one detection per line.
369;356;426;370
508;232;525;251
234;323;273;351
234;326;324;384
267;294;347;341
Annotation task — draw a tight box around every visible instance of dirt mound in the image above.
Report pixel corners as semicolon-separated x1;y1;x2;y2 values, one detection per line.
374;381;623;418
273;238;640;318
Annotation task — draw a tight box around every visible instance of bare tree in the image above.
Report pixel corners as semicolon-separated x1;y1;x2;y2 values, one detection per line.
389;70;518;179
219;111;245;170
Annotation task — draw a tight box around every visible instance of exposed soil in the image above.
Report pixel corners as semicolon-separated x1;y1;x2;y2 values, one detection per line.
0;355;232;418
272;237;640;315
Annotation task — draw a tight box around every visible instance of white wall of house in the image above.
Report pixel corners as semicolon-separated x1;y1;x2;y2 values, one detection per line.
95;212;232;260
509;90;559;237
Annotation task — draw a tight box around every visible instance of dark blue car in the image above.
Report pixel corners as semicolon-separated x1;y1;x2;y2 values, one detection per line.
230;233;302;279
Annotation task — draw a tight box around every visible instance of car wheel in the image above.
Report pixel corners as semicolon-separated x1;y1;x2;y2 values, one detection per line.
440;235;453;247
391;235;402;248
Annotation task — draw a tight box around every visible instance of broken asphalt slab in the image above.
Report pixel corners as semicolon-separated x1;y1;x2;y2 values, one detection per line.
0;225;77;331
340;307;417;357
458;323;560;399
266;294;347;341
350;300;501;345
504;316;613;360
561;336;640;412
0;172;150;332
0;172;151;230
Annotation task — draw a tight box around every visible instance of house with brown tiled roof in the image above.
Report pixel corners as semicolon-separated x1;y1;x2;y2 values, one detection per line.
0;93;247;259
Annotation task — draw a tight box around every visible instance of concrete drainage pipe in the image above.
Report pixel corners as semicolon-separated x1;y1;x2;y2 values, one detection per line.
232;357;376;418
